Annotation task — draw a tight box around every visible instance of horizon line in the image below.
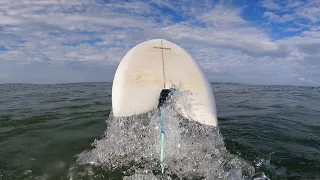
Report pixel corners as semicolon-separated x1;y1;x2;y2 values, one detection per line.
1;81;319;88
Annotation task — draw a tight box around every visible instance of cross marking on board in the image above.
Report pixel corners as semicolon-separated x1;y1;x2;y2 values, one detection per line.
153;46;171;50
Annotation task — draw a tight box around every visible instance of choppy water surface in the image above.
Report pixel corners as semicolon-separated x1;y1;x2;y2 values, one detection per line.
0;82;319;180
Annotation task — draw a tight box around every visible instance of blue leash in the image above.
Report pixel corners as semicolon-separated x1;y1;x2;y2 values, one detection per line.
157;107;165;173
157;88;178;174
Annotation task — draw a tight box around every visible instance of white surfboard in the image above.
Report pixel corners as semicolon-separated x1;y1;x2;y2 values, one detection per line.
112;39;217;127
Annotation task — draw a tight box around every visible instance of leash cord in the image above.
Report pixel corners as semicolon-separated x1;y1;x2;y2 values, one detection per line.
157;107;165;173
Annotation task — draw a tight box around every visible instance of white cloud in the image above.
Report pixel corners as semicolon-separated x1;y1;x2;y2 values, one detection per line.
298;77;318;85
0;0;319;86
162;3;285;58
261;0;281;10
263;11;296;24
197;4;246;26
287;0;305;9
286;27;303;32
261;0;320;24
299;1;320;20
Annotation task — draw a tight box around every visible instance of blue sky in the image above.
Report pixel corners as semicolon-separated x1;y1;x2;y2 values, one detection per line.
0;0;319;86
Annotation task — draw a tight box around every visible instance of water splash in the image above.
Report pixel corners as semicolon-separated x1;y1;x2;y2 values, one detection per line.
72;91;265;179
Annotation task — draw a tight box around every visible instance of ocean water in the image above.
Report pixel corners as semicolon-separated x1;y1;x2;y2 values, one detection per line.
0;82;319;180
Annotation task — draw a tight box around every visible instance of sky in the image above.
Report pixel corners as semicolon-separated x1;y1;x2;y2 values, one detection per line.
0;0;319;86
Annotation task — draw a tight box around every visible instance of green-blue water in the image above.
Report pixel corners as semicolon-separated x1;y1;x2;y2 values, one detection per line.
0;82;319;179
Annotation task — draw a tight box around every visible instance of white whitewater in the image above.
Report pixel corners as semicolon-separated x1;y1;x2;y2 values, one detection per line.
71;91;267;180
